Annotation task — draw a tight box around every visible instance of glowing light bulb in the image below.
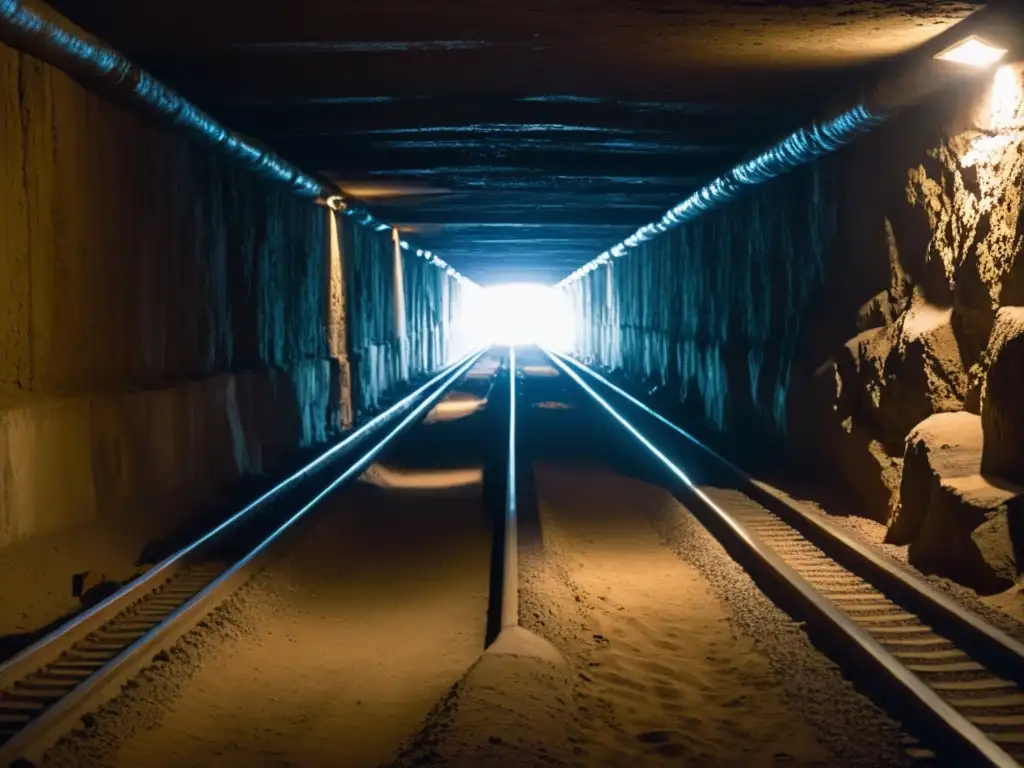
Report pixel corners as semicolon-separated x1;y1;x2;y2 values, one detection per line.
935;35;1007;68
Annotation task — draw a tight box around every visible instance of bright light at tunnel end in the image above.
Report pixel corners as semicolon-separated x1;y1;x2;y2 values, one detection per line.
462;283;575;350
935;35;1008;69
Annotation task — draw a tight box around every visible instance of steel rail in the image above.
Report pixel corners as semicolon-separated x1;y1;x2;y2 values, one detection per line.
500;346;519;631
548;349;1024;684
0;350;485;766
0;350;482;693
545;349;1020;768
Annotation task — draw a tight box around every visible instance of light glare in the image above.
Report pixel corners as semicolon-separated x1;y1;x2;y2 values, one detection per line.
469;283;575;350
935;36;1007;68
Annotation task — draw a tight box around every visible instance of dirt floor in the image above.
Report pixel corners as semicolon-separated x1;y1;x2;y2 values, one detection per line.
0;444;325;663
380;456;914;768
0;518;155;644
42;472;493;768
523;462;828;766
37;357;917;767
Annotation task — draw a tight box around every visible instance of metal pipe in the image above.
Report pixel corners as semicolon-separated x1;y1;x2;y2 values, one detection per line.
0;0;333;199
0;0;476;282
557;5;1019;288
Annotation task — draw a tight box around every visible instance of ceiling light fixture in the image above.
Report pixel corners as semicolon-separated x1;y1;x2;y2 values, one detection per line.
935;35;1008;68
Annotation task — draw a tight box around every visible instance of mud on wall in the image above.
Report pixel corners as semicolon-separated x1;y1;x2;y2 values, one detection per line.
567;64;1024;591
1;39;344;553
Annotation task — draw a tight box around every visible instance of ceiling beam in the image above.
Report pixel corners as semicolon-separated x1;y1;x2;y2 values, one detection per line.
275;140;733;180
137;51;860;107
213;94;794;138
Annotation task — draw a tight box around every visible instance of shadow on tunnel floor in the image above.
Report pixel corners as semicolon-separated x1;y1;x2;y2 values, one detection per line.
0;369;492;666
514;346;745;498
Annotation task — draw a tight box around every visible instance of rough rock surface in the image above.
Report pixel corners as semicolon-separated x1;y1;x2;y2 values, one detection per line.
857;289;905;332
568;58;1024;595
787;333;902;523
0;39;467;560
344;222;471;417
569;162;832;436
833;328;883;420
981;306;1024;485
889;412;1021;592
825;419;903;523
0;362;333;551
858;301;968;452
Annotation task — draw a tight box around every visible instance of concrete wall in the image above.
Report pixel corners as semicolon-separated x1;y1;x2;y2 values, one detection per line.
567;64;1024;590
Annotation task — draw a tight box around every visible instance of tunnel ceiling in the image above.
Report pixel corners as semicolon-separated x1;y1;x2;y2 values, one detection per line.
46;0;983;285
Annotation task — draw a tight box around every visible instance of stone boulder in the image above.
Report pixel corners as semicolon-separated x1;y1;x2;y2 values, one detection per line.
981;306;1024;485
787;357;900;523
888;412;1021;593
857;289;908;332
824;418;903;523
834;329;883;420
858;301;968;453
798;329;880;425
952;251;996;374
888;412;982;544
912;476;1022;594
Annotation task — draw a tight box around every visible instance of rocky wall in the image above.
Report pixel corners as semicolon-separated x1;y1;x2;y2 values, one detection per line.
342;218;469;416
0;361;333;549
0;41;345;551
567;160;834;443
800;64;1024;591
569;64;1024;592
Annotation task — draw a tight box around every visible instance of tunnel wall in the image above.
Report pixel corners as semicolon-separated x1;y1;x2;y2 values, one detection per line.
342;219;471;417
568;64;1024;590
0;40;460;554
567;161;833;440
0;40;342;551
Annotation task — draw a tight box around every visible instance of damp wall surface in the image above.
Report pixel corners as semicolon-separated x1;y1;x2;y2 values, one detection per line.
567;64;1024;591
0;38;465;554
341;221;471;418
0;38;340;551
567;160;834;443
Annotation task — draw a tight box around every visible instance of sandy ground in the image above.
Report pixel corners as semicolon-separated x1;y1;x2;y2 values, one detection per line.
0;367;495;660
760;482;1024;642
44;478;492;768
524;462;828;766
386;459;911;767
41;373;496;768
0;447;324;661
42;455;916;768
0;519;153;642
38;353;915;767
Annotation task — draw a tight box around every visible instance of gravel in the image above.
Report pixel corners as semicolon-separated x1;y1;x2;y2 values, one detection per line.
645;490;916;768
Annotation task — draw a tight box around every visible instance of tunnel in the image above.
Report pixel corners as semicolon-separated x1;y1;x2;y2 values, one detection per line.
2;1;1024;766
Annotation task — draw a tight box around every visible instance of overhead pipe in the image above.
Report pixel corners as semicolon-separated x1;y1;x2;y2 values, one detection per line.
0;0;331;199
557;4;1021;288
0;0;475;284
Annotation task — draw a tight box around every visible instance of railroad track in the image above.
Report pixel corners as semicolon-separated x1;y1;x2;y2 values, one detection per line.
0;350;486;767
545;348;1024;768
